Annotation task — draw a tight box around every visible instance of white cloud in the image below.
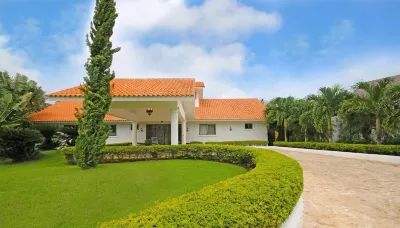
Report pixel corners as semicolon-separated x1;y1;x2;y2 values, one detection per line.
0;33;41;82
115;0;282;41
248;53;400;101
47;0;280;98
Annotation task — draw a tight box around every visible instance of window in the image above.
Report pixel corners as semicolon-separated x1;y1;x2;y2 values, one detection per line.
245;123;253;130
199;124;216;135
109;125;117;136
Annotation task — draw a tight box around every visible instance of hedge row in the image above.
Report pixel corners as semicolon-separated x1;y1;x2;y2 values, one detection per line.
62;145;303;227
106;142;133;146
274;141;400;156
204;140;268;146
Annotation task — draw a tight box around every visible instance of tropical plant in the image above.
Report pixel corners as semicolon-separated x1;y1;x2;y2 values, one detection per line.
0;128;44;162
74;0;121;169
311;85;353;142
265;97;295;142
340;77;400;144
0;71;46;114
0;89;33;128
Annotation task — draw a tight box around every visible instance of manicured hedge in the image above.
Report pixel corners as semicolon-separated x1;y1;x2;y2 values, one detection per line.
106;142;133;146
274;142;400;156
63;145;303;227
188;141;204;144
205;140;268;146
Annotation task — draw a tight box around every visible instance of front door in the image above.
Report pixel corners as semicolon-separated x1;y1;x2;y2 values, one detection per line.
146;124;171;145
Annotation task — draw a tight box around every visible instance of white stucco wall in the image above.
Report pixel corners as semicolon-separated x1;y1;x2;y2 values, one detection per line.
105;122;132;144
186;121;267;143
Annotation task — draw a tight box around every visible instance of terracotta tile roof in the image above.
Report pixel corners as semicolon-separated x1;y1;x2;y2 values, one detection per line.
48;78;196;97
195;81;205;87
28;102;127;122
195;99;265;120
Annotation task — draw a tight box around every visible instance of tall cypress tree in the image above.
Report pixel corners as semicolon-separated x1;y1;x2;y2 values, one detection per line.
75;0;120;169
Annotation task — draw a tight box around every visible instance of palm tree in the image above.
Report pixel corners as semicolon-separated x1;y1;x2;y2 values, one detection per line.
296;99;314;142
312;85;352;142
341;77;399;144
265;97;295;142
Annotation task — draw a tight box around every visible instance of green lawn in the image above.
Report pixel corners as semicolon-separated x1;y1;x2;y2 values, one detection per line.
0;150;245;228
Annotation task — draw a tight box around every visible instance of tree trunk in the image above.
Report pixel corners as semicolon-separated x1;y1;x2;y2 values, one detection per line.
284;118;288;142
376;116;382;144
304;128;308;142
327;117;333;142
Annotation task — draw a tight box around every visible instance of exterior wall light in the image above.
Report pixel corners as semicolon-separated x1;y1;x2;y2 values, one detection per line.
229;127;232;131
146;108;153;116
187;127;189;132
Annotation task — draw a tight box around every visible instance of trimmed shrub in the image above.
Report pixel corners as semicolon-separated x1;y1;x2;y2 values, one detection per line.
99;145;303;227
106;142;132;146
0;128;44;162
274;141;400;156
188;141;203;144
205;140;268;146
62;145;303;227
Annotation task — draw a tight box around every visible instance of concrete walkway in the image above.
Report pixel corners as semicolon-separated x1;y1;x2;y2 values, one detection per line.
263;147;400;228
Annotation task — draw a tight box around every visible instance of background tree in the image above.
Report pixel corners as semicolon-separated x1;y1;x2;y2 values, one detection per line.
265;97;295;142
74;0;120;169
0;72;46;114
0;89;32;128
296;99;315;142
340;77;400;144
311;85;352;142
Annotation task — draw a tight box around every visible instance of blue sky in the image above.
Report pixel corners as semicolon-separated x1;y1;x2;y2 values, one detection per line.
1;0;400;100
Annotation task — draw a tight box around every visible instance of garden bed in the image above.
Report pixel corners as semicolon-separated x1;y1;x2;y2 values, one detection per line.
274;142;400;156
62;145;303;227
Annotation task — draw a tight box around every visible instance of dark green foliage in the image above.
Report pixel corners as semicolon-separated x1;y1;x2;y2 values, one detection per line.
0;128;44;162
144;139;152;146
205;140;267;146
107;142;132;146
73;145;302;227
35;124;60;149
75;0;120;169
188;141;204;144
0;71;46;115
274;141;400;156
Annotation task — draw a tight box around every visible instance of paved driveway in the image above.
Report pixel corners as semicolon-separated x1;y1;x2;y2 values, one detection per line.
270;148;400;228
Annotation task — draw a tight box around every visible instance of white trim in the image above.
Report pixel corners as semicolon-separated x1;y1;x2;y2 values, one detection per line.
280;194;304;228
47;96;194;102
177;101;186;121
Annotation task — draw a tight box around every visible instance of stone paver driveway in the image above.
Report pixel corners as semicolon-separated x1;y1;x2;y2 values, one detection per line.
271;147;400;228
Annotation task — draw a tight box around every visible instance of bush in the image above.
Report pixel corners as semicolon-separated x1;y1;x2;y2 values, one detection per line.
188;141;203;144
51;126;79;148
205;140;268;146
144;139;152;146
106;142;132;146
0;128;44;162
35;124;60;149
70;145;302;227
274;141;400;156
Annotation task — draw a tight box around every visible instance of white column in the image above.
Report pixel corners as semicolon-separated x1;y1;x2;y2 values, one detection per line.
171;108;179;145
181;121;187;145
132;122;137;146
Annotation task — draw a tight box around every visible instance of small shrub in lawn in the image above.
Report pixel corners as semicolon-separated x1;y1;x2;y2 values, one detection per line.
0;128;44;162
205;140;268;146
95;145;303;227
274;141;400;156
